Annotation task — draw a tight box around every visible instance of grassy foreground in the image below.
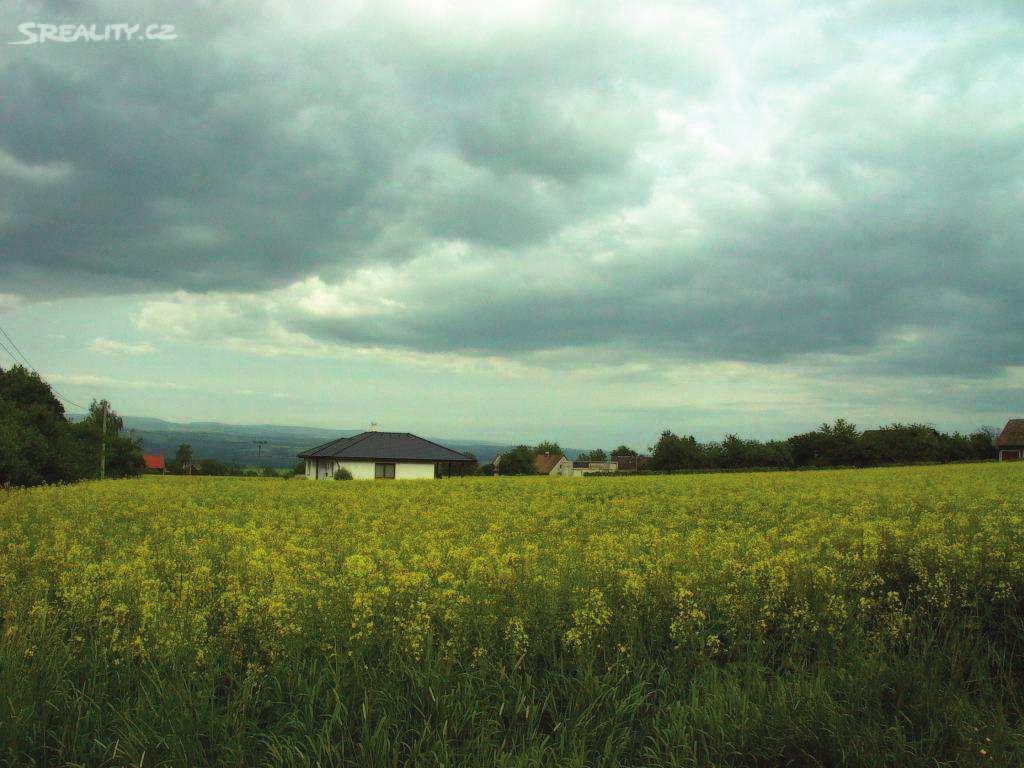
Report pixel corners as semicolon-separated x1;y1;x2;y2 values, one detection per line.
1;465;1023;766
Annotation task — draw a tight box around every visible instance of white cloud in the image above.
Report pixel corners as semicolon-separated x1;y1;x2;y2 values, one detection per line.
0;148;73;185
88;338;155;356
46;373;189;392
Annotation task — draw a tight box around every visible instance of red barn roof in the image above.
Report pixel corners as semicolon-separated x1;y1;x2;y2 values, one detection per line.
143;454;165;470
996;420;1024;448
534;452;565;474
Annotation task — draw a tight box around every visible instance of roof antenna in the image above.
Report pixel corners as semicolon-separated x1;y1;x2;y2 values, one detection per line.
370;421;379;432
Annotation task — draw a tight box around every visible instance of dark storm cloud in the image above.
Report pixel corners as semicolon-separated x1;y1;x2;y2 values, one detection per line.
4;0;1024;381
0;0;698;294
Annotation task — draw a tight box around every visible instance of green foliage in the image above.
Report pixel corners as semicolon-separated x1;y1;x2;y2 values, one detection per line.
292;460;306;476
648;430;704;471
611;445;637;457
578;448;608;462
533;440;563;457
0;365;79;486
0;368;142;486
788;419;864;467
71;400;145;479
497;445;537;475
194;459;244;476
333;467;353;480
169;443;193;475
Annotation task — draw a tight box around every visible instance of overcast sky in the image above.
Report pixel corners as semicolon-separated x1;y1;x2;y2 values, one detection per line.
1;0;1022;449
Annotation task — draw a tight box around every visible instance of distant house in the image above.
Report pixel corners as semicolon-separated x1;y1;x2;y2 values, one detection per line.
571;459;619;476
996;420;1024;462
143;454;166;473
298;431;475;480
611;454;648;472
535;452;572;476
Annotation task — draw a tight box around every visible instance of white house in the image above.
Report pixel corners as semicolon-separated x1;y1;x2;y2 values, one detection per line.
299;431;476;480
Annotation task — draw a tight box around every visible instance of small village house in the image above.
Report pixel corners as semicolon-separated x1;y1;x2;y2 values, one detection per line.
571;459;619;476
535;452;573;476
996;420;1024;462
142;454;166;474
299;431;475;480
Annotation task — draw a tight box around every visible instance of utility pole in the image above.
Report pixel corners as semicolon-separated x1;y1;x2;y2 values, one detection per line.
99;401;107;480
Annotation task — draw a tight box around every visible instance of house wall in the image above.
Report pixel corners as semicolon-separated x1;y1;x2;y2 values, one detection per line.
396;462;436;480
549;458;573;476
571;461;619;477
591;461;619;472
305;458;437;479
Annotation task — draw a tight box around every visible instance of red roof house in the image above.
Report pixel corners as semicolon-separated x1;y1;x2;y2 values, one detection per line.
143;454;166;473
996;420;1024;462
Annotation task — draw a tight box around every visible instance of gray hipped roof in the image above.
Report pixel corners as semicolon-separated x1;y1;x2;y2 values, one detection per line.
298;432;475;462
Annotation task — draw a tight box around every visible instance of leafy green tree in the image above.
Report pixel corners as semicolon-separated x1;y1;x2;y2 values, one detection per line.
789;419;864;467
578;449;607;462
534;441;562;457
333;467;353;480
71;400;144;479
293;460;307;476
0;365;80;486
648;431;704;471
969;427;998;460
196;459;244;476
860;424;942;465
610;445;637;457
719;434;749;468
169;443;193;474
498;445;537;475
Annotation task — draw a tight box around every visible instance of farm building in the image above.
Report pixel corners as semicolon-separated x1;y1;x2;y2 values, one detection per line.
535;452;573;476
571;459;619;476
612;454;648;471
142;454;166;473
996;419;1024;462
298;431;475;480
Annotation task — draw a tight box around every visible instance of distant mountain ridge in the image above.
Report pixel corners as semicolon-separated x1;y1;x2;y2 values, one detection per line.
70;414;588;468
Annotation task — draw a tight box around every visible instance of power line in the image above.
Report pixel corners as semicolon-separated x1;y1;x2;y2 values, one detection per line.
0;337;19;366
0;324;33;369
0;321;89;411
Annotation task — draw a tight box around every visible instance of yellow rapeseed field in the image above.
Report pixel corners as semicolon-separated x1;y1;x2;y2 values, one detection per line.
2;463;1023;766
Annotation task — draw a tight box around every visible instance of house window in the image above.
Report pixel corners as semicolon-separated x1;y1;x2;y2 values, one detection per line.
375;462;396;479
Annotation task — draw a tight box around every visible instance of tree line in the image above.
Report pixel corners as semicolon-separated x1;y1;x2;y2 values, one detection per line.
484;421;998;477
0;366;144;487
645;419;998;472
